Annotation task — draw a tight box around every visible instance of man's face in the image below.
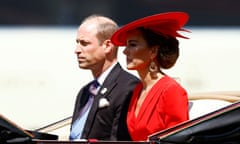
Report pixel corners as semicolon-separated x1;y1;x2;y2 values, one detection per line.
74;22;105;71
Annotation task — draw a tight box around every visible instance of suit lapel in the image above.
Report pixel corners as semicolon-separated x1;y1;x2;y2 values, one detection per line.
96;63;122;100
82;63;122;137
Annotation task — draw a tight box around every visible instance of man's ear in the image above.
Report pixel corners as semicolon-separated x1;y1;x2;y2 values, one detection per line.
103;39;114;53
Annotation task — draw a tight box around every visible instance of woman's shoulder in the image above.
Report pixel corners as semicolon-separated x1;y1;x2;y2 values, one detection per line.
157;75;187;92
157;75;179;85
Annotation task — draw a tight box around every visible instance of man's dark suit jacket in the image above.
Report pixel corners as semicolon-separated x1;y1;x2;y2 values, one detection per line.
70;63;139;140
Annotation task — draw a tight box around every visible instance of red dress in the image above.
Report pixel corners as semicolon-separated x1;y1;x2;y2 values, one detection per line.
127;76;189;141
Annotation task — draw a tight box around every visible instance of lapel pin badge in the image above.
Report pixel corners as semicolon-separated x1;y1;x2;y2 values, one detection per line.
100;87;107;95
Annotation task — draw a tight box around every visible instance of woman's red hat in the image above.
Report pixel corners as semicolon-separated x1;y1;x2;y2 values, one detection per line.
111;12;190;46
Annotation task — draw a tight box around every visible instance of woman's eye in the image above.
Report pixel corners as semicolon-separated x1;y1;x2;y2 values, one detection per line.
128;43;137;47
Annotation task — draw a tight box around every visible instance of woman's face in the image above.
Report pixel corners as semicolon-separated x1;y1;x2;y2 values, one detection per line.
123;29;153;71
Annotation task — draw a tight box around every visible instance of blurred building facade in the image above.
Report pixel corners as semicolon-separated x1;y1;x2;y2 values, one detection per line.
0;0;240;26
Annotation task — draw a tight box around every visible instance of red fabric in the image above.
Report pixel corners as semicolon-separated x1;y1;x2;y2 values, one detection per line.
111;12;190;46
127;76;189;141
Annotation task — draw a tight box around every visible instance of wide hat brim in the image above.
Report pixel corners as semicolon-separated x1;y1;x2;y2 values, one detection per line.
111;12;190;46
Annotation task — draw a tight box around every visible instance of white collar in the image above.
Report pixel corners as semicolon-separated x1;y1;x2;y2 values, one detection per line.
95;62;118;86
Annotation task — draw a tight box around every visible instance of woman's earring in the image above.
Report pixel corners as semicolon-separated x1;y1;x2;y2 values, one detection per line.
149;61;158;73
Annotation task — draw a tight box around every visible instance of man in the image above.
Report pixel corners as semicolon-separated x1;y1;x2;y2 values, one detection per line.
69;15;139;141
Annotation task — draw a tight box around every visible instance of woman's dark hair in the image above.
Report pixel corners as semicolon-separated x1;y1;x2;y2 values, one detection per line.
138;27;179;69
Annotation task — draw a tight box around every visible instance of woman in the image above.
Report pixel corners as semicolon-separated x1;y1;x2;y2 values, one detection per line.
111;12;190;141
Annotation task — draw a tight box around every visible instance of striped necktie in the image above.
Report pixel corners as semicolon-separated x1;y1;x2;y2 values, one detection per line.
69;80;100;140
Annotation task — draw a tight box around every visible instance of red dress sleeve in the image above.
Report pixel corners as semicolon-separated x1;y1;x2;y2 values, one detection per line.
160;81;189;128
